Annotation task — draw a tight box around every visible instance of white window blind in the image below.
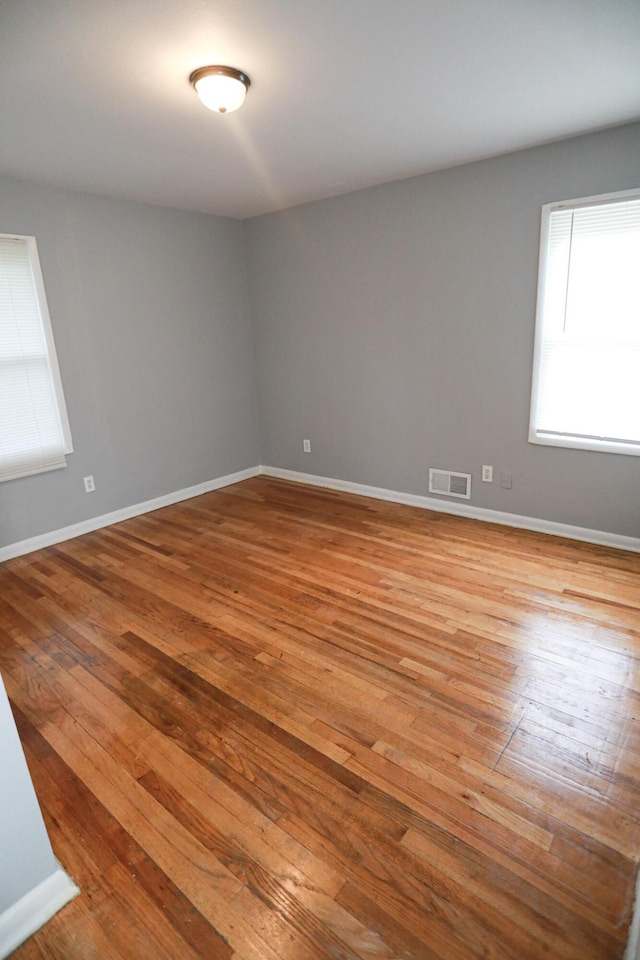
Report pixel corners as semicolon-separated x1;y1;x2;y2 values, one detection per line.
529;189;640;456
0;235;72;482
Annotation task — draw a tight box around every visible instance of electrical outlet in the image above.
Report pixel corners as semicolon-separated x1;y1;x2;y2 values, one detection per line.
303;439;311;453
83;475;95;493
482;465;493;483
501;472;512;489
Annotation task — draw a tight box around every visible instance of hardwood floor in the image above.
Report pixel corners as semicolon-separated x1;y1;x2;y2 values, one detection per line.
2;476;640;959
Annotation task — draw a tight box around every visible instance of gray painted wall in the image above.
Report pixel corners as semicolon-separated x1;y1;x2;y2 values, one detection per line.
0;675;58;913
0;177;259;548
2;123;639;549
244;122;640;539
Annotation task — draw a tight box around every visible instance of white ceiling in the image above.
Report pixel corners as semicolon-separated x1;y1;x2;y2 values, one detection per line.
1;0;639;220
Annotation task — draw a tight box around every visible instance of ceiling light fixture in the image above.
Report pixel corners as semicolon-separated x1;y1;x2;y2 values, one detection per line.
189;65;251;114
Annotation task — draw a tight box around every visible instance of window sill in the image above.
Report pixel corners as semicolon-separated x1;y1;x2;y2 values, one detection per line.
529;431;640;457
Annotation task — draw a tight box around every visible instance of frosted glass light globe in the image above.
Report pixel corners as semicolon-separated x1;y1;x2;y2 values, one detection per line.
190;67;251;114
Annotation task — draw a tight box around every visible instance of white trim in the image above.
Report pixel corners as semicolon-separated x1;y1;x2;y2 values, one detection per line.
261;466;640;554
625;869;640;960
0;466;261;562
0;866;79;959
0;233;73;459
25;235;73;455
550;185;640;211
528;188;640;458
529;432;640;458
2;463;637;562
528;200;552;448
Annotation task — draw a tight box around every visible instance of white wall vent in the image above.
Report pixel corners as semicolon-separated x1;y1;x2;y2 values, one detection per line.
428;468;471;500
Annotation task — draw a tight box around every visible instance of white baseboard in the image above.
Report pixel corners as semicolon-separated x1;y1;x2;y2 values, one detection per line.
261;466;640;554
3;463;637;562
0;866;79;959
0;466;261;563
626;869;640;960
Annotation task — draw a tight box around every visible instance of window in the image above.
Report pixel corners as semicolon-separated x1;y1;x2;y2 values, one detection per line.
0;234;72;482
529;188;640;456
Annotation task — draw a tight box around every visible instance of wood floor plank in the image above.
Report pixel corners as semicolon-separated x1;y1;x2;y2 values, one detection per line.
3;476;640;959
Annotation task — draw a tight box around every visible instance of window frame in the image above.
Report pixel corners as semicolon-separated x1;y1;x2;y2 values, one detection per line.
528;187;640;458
0;233;73;481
